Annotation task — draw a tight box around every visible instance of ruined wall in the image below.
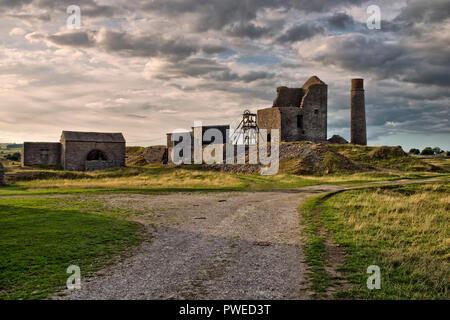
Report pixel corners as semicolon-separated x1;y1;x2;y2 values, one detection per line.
273;87;304;108
257;107;281;133
61;141;125;171
22;142;62;167
300;84;327;142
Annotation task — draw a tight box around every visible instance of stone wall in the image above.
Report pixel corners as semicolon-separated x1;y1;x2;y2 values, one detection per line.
257;107;281;132
22;142;62;167
62;141;125;171
300;84;327;142
273;87;304;108
85;160;119;171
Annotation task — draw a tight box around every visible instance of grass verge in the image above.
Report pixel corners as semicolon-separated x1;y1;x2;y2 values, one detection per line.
300;183;449;299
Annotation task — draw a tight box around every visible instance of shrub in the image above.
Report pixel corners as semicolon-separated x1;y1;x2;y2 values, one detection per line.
5;152;21;161
421;147;435;155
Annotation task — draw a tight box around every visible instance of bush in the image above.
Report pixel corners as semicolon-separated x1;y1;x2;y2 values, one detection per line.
409;148;420;155
5;152;21;161
421;147;435;155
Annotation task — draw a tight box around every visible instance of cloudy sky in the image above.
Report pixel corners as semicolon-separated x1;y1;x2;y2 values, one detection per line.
0;0;449;150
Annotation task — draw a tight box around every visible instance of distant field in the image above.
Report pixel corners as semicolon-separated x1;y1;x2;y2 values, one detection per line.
300;183;450;299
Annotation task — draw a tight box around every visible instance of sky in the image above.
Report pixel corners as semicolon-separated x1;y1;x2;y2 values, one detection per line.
0;0;449;151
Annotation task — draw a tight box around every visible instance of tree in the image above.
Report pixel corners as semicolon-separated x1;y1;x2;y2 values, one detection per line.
432;147;443;154
409;148;420;155
421;147;434;155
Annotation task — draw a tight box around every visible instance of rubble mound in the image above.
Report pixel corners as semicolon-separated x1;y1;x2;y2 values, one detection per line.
327;135;348;144
280;142;365;175
126;146;168;165
144;146;168;164
369;146;407;159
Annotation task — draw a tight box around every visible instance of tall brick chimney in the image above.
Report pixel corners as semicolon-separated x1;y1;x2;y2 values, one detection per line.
350;78;367;145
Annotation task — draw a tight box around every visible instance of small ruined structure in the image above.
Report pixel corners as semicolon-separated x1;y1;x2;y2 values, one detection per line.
257;76;328;142
22;131;126;171
328;135;348;144
166;125;229;163
350;79;367;145
0;162;4;185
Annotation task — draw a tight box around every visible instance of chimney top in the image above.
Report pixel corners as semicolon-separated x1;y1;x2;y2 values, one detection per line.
351;78;364;90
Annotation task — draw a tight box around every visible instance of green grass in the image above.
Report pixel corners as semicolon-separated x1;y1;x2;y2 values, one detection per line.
300;183;449;299
0;197;144;300
299;196;331;297
327;144;445;172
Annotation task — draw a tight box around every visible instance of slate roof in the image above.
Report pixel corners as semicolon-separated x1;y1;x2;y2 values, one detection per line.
61;131;125;143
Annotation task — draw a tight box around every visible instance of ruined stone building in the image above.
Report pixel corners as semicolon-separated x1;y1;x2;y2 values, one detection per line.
22;131;126;171
166;125;230;163
257;76;328;142
165;75;368;163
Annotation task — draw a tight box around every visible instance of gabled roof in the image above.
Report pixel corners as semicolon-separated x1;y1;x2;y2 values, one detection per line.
61;131;125;143
302;76;326;90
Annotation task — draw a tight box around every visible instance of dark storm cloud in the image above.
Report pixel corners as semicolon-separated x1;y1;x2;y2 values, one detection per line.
395;0;450;25
7;13;51;21
149;57;275;83
276;22;326;43
326;12;355;30
225;23;271;39
140;0;370;32
46;30;218;61
48;31;96;47
311;34;450;87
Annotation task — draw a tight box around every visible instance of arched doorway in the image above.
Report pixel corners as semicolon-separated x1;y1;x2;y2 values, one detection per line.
87;149;108;161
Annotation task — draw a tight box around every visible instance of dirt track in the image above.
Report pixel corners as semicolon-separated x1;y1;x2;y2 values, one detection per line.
53;178;446;300
55;185;346;300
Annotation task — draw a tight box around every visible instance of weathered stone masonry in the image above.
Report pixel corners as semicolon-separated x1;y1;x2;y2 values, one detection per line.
257;76;328;142
22;131;126;171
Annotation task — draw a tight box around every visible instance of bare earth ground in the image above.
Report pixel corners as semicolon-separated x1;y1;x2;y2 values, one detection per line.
52;185;344;300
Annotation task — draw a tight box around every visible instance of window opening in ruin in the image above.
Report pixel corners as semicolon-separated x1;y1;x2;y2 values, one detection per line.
40;149;49;162
314;109;319;115
87;149;108;161
297;115;303;128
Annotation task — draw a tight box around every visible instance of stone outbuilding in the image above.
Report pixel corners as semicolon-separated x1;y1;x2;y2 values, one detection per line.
22;131;126;171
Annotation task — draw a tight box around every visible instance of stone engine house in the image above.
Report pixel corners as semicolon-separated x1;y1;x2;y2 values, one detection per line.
22;131;126;171
257;76;327;142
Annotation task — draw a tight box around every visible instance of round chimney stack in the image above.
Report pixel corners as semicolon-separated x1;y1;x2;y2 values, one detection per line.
350;78;367;145
351;78;364;91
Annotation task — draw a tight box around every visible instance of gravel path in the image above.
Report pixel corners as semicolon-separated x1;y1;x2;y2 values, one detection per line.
55;185;344;300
